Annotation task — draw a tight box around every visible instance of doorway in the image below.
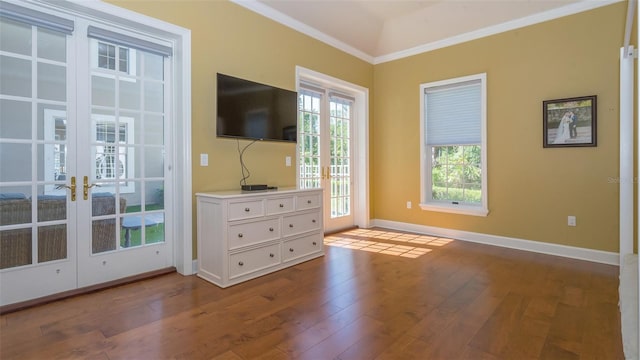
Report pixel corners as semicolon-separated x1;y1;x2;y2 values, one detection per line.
296;67;369;233
0;1;186;306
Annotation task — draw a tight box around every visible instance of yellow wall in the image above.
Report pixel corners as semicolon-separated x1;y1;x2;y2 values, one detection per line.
107;0;628;255
106;0;373;257
372;2;626;252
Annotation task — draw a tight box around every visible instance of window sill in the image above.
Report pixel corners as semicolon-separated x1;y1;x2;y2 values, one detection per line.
419;203;489;217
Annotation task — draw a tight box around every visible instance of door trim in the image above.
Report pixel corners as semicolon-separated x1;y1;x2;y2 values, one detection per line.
295;66;370;230
31;0;193;275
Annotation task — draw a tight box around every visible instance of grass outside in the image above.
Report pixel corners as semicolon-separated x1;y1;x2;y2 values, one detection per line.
433;186;481;204
120;204;164;247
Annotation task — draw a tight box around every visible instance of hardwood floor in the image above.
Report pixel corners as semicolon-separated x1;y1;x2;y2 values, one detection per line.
0;228;623;359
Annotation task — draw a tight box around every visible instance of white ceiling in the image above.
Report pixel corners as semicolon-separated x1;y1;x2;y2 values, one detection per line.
233;0;622;64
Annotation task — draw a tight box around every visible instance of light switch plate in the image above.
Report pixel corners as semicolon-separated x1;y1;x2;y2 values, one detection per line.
200;153;208;166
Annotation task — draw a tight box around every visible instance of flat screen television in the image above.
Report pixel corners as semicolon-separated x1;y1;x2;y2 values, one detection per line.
216;73;298;142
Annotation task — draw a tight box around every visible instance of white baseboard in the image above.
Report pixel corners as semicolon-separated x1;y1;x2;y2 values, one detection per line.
370;219;619;266
192;260;198;274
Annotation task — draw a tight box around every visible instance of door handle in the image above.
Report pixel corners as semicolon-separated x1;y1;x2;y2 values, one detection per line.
322;166;331;180
83;176;100;200
56;176;76;201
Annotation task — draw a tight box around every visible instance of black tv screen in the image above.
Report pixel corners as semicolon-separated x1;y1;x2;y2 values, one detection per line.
216;73;297;142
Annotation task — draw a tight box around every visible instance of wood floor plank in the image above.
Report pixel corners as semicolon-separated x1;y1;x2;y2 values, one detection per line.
295;314;383;359
0;228;624;359
275;301;369;357
336;311;422;359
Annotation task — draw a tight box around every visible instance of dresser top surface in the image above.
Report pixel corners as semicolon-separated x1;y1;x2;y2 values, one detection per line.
196;187;322;199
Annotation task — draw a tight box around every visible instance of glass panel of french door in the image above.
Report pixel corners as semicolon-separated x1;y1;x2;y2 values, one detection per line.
298;89;354;232
0;16;76;305
328;97;353;223
298;90;322;189
76;34;170;287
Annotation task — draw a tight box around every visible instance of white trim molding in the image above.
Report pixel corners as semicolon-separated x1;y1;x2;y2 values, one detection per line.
370;219;619;265
231;0;374;64
374;0;623;64
42;0;194;276
295;66;371;230
229;0;622;65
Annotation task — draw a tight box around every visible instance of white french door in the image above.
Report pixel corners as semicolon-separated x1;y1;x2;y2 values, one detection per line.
298;87;355;232
0;2;173;306
75;23;172;287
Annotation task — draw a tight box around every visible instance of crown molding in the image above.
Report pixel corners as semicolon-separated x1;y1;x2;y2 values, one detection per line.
231;0;623;65
230;0;374;64
374;0;624;64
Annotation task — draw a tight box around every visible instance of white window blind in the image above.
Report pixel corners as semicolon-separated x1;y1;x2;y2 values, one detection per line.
328;91;355;104
87;26;172;57
425;80;481;146
0;2;73;34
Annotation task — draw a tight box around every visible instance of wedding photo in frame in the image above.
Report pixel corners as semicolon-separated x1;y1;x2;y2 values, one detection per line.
543;95;597;148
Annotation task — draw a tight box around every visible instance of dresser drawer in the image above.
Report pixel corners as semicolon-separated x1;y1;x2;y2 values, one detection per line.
228;218;280;250
266;197;294;215
229;243;281;279
283;233;323;262
282;210;321;237
228;200;264;220
296;193;321;210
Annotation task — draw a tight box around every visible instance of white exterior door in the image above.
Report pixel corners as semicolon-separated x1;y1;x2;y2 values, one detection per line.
0;11;77;304
298;87;355;233
75;25;172;287
0;2;174;306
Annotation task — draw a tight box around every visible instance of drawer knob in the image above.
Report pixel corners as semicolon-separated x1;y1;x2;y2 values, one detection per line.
244;207;250;212
312;219;316;223
269;227;274;232
307;200;312;204
238;233;243;238
238;261;244;266
279;203;284;208
289;248;294;252
289;224;294;228
270;253;275;258
313;241;317;246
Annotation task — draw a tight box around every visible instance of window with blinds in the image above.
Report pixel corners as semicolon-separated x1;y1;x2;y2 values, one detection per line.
420;73;488;216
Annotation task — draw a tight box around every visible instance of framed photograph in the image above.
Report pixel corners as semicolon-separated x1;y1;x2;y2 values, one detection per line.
543;95;597;148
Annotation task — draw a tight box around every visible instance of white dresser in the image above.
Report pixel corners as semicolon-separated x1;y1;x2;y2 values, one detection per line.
196;188;324;288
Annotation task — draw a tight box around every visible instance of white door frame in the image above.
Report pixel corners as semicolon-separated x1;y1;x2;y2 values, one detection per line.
296;66;370;230
29;0;193;275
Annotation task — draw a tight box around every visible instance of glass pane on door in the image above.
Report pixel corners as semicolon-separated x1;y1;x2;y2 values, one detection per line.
298;91;322;189
0;18;70;269
329;98;352;219
89;39;165;253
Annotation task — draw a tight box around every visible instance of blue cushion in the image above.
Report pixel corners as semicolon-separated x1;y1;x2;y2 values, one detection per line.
0;193;27;200
37;195;67;200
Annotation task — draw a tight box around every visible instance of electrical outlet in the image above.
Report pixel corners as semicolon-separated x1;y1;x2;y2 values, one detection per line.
285;156;291;167
567;215;576;227
200;153;208;166
407;201;412;209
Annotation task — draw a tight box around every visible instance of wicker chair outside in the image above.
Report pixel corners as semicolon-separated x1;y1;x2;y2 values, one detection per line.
0;194;127;269
0;198;32;269
91;195;127;254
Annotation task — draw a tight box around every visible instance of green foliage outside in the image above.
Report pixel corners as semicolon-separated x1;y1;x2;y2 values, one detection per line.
299;101;351;187
432;145;482;204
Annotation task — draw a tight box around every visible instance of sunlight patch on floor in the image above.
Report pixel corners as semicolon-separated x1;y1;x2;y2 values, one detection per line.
341;229;454;247
324;236;432;258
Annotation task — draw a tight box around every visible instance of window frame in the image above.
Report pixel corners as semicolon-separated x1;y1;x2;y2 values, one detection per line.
419;73;488;216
